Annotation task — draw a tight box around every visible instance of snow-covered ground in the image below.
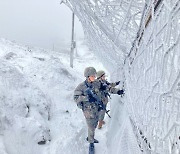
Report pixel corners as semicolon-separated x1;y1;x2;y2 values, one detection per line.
0;38;110;154
0;38;143;154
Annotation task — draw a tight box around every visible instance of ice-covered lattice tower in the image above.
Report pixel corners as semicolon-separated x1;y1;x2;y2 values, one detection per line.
64;0;180;153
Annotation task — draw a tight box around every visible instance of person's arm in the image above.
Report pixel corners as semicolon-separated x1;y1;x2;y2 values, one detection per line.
108;85;124;96
74;83;88;109
107;80;120;87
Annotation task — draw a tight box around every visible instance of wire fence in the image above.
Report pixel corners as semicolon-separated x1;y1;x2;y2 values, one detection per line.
64;0;180;153
124;0;180;153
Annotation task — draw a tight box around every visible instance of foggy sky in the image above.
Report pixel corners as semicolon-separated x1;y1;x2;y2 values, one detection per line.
0;0;84;50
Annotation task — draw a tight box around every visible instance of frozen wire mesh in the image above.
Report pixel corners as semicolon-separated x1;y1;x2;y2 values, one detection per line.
64;0;180;153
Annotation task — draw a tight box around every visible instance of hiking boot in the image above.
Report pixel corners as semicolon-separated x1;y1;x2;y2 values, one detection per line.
102;120;105;125
89;143;94;151
98;120;103;129
86;137;99;143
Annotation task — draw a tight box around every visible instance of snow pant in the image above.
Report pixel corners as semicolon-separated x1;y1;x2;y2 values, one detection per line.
83;103;99;143
98;104;107;121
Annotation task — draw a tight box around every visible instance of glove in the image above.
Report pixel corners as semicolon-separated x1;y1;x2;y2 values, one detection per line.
117;89;125;95
77;102;84;110
88;95;97;102
105;81;110;85
115;81;120;85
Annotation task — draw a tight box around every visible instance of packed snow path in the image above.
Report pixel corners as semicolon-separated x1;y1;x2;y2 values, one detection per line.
0;39;116;154
0;39;142;154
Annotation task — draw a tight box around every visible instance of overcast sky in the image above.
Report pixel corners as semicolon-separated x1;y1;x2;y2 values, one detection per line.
0;0;84;50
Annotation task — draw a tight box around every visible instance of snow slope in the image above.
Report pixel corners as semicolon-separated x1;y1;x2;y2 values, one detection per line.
0;38;107;154
0;38;142;154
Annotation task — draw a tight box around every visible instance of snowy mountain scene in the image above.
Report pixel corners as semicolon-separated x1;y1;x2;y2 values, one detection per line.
0;0;180;154
0;38;105;154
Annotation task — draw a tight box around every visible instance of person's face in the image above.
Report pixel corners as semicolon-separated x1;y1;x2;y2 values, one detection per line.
89;75;96;82
101;75;106;80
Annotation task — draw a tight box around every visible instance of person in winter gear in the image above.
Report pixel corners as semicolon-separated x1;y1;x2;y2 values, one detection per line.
96;70;121;87
96;70;124;129
74;67;101;144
